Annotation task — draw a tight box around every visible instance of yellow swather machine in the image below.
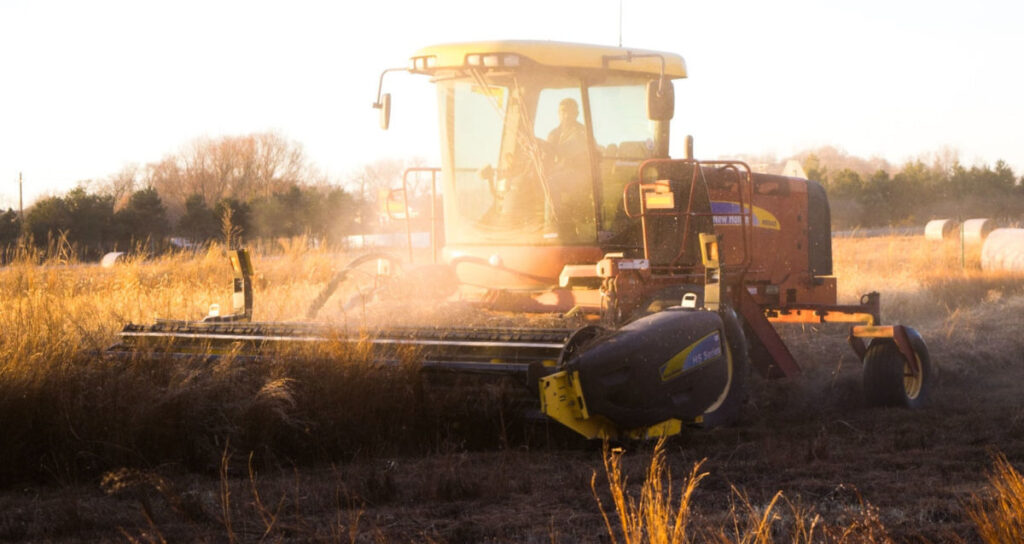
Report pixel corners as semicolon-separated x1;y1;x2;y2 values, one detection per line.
112;41;933;439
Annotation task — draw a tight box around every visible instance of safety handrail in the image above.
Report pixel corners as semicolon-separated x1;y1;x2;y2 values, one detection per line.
622;159;755;273
391;167;442;265
625;158;703;268
700;160;755;270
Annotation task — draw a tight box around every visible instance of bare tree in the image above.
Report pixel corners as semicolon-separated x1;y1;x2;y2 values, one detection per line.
348;157;429;205
147;132;319;216
100;164;141;211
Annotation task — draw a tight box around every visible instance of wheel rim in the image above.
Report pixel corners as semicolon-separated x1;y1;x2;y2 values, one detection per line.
903;355;923;400
342;257;400;310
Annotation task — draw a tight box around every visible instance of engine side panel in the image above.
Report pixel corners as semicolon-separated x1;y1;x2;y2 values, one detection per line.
709;172;836;306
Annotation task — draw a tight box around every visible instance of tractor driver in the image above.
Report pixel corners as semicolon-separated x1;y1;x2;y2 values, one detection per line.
547;98;587;168
544;97;593;239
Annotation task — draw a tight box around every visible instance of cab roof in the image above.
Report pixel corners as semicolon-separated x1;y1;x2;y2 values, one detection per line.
410;40;687;79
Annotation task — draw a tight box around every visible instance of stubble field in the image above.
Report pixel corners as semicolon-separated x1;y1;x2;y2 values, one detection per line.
1;235;1024;542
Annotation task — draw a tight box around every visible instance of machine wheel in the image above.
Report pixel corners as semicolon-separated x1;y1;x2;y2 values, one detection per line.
862;328;932;409
700;307;749;428
306;252;404;318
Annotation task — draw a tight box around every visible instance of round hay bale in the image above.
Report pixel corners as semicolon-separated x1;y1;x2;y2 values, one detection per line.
961;218;994;245
924;219;957;241
100;251;125;268
981;229;1024;272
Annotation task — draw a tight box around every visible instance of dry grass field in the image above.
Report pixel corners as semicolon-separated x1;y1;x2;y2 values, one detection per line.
1;235;1024;542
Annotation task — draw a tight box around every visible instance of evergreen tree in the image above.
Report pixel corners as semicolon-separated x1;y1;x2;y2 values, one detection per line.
25;196;72;249
116;187;169;251
65;188;117;257
177;194;220;243
830;169;863;198
0;209;21;249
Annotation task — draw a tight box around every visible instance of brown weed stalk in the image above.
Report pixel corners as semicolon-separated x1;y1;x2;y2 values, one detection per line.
593;438;706;544
967;453;1024;543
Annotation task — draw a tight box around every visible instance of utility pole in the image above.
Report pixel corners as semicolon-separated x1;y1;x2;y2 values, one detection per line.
18;172;23;219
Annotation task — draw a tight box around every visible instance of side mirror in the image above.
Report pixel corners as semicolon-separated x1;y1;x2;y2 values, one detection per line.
646;79;674;121
375;93;392;130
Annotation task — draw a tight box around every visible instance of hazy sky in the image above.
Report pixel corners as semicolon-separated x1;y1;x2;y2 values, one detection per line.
2;0;1022;209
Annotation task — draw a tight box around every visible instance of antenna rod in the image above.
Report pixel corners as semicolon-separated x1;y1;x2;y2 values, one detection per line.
618;0;623;47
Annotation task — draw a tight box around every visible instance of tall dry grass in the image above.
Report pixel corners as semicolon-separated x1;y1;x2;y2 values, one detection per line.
831;236;1024;325
0;239;529;485
594;439;893;543
593;440;705;544
967;453;1024;543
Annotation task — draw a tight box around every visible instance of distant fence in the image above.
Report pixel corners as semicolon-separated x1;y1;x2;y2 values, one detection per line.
832;226;922;238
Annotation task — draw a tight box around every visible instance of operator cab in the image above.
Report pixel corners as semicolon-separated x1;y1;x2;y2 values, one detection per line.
385;41;698;288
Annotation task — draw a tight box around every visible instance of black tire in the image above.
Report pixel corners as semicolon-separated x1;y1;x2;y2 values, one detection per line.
862;327;932;409
700;307;749;427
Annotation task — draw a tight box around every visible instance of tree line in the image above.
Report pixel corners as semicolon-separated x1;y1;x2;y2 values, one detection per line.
4;137;1022;259
798;147;1024;228
0;184;366;261
1;133;389;261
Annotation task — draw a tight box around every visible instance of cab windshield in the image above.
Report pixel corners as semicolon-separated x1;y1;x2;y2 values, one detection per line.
436;69;657;246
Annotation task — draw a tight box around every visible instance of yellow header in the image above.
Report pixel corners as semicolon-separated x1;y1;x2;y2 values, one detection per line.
410;40;687;78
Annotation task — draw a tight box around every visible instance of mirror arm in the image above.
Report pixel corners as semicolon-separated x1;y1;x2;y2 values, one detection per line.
372;67;407;109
